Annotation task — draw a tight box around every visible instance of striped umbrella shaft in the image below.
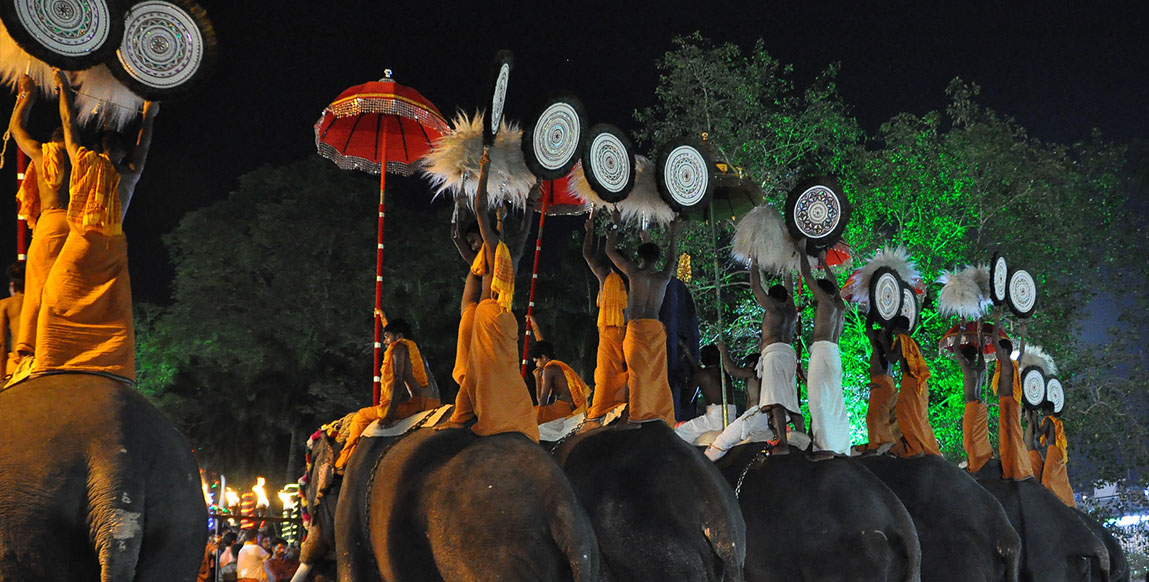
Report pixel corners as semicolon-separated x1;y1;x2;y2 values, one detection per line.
372;132;389;406
520;196;549;376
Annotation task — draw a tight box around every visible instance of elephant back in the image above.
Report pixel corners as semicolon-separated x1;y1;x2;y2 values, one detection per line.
974;460;1110;582
856;454;1021;582
555;421;746;581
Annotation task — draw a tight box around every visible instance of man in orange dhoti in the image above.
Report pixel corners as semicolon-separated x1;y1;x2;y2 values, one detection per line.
0;264;24;375
7;74;70;373
956;344;994;473
581;212;628;424
991;321;1033;481
441;151;538;442
1027;409;1076;506
526;316;590;424
335;317;441;471
888;317;942;457
604;209;679;426
17;71;157;383
857;323;899;454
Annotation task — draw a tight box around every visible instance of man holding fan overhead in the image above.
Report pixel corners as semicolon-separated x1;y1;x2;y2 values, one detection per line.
798;239;851;458
440;150;539;441
604;208;680;426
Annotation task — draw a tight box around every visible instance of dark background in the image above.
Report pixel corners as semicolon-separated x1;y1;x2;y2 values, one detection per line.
1;0;1145;305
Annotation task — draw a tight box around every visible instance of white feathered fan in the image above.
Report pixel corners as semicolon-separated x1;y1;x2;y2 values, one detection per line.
842;245;924;305
937;264;992;320
420;111;535;210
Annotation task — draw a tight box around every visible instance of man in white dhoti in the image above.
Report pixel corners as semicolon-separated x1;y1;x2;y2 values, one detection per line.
799;241;852;457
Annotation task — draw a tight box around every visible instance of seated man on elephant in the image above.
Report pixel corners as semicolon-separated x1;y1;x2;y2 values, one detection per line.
704;260;803;459
604;209;680;426
674;343;737;445
886;315;942;457
798;240;851;458
526;315;590;424
582;212;629;425
335;315;440;472
439;150;539;441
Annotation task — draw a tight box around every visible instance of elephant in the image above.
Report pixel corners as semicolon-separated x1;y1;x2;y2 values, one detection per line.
855;454;1021;581
0;374;207;581
973;459;1110;582
1075;509;1129;582
713;444;921;582
552;421;747;581
295;418;601;582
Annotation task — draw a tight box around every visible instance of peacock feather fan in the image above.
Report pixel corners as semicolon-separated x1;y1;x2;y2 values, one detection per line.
842;245;924;305
937;264;993;319
420;111;534;211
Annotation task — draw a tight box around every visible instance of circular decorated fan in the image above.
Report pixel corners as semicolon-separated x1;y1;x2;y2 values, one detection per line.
1045;377;1064;415
869;267;903;324
1021;366;1046;409
108;0;216;100
1006;268;1037;318
990;252;1008;306
784;177;850;251
484;50;513;142
522;93;586;180
581;124;636;203
655;138;715;214
0;0;124;69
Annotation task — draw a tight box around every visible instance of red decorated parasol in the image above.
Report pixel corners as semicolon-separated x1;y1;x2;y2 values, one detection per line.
519;173;591;374
314;71;449;405
938;321;1008;362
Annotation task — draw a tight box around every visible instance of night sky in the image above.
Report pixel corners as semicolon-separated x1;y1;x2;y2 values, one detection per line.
1;0;1146;305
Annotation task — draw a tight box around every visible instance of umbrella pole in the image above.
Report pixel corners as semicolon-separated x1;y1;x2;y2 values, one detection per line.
15;149;27;262
709;205;729;428
372;134;389;406
520;193;549;376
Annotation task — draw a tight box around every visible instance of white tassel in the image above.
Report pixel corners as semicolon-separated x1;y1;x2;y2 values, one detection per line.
731;204;803;275
73;65;144;131
615;156;675;227
0;20;55;96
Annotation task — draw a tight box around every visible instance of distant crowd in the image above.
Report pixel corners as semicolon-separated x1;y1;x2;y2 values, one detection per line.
198;527;302;582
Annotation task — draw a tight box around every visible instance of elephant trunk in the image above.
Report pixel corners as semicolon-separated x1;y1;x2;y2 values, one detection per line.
889;498;922;582
546;499;600;582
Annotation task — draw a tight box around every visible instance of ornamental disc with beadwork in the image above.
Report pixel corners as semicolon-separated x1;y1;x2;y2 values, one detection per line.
1022;366;1046;408
3;0;122;68
991;253;1008;305
582;124;636;203
870;268;903;323
1007;268;1037;318
900;284;918;332
1046;377;1064;414
523;94;585;179
110;0;216;99
662;146;709;208
791;185;842;239
490;63;510;134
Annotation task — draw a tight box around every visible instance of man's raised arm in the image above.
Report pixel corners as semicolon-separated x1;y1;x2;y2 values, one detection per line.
717;340;755;380
659;219;682;278
583;213;609;283
473;151;498;253
750;259;769;309
604;208;635;277
126;101;159;177
54;70;80;162
9;75;44;166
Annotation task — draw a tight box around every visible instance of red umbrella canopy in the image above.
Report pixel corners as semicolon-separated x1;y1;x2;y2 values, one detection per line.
314;75;449;176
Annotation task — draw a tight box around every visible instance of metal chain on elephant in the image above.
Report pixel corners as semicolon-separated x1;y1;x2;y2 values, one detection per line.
733;445;772;499
548;419;589;454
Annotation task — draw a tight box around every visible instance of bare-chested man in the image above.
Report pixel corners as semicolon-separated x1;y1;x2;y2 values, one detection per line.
799;240;851;457
604;208;680;425
704;259;803;460
526;315;590;424
440;151;538;441
8;74;70;367
583;211;630;424
673;343;737;445
991;319;1034;480
336;316;440;471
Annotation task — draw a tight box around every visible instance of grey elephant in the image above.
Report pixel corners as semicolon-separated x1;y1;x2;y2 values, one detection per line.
713;444;921;582
295;420;601;582
0;374;207;581
973;459;1110;582
552;421;747;581
1075;509;1128;582
855;454;1021;581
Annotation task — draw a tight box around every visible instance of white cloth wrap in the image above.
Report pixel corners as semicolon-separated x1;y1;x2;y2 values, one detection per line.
807;340;850;455
675;403;739;445
704;405;776;460
755;341;799;413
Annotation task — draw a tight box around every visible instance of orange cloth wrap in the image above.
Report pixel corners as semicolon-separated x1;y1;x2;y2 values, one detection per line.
469;242;514;312
596;272;627;329
893;335;941;457
67;147;122;236
1038;442;1076;507
963;401;995;473
1028;450;1045;479
863;373;898;449
452;301;478;387
0;294;23;376
15;210;68;356
16;143;67;229
448;299;539;442
588;324;628;418
536;359;590;423
622;318;675;425
16;162;40;229
33;229;134;380
996;364;1034;480
380;338;428;396
335;395;442;470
